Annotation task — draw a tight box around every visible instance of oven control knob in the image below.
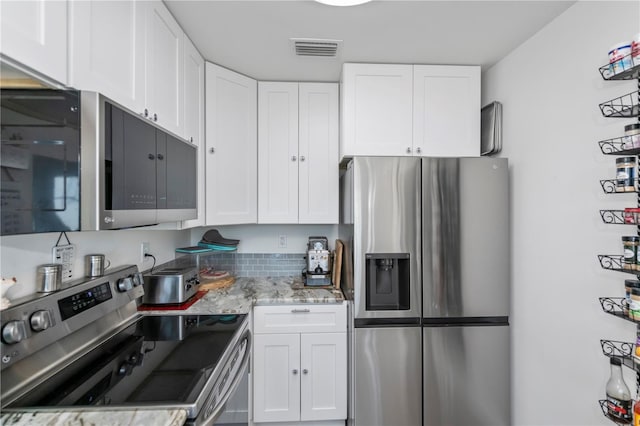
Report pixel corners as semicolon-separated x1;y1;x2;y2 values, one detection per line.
30;310;53;332
117;277;133;292
2;320;27;344
132;273;144;287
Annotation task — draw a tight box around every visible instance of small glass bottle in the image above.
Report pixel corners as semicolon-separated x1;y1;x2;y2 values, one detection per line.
634;398;640;426
606;357;632;422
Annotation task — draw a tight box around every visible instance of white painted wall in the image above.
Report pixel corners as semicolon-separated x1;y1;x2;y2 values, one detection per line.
1;229;190;299
189;224;339;253
483;1;639;425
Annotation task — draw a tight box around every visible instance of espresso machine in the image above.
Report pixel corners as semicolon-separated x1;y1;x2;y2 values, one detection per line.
305;236;331;286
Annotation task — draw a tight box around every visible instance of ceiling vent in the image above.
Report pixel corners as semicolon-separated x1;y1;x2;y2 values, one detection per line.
291;38;342;57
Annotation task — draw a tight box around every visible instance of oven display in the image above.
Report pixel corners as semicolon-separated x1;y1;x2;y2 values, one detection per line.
58;283;113;320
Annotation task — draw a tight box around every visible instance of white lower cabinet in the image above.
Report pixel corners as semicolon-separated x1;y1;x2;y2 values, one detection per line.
252;304;347;424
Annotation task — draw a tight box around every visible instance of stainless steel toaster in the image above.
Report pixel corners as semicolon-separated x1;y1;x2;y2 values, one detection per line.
142;266;200;305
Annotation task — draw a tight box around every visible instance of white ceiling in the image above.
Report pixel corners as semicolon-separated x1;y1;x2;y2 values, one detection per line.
165;0;576;82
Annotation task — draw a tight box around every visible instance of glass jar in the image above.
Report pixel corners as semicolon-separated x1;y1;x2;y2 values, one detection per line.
622;236;639;270
616;157;636;192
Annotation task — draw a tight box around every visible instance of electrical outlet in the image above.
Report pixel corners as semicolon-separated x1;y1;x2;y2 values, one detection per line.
141;242;150;262
278;235;287;248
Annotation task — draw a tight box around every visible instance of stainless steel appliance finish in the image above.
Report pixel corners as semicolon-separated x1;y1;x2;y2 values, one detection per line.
423;324;510;426
342;156;510;426
354;327;422;426
1;265;251;426
142;266;200;305
352;157;421;320
79;92;197;231
421;157;509;319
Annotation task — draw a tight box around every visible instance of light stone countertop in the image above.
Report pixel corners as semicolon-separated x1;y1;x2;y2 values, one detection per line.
0;409;187;426
141;276;345;316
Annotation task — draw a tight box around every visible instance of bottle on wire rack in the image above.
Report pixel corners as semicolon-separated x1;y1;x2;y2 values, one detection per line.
606;357;632;422
634;398;640;426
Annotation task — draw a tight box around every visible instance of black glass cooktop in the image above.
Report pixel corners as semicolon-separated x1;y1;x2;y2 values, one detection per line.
8;314;246;409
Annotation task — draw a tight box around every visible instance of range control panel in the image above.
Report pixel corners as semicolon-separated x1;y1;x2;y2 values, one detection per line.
0;265;144;369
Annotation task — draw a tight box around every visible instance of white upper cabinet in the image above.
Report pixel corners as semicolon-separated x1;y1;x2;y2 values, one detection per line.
69;0;145;113
413;65;480;157
258;82;339;224
205;63;258;225
298;83;339;224
183;38;204;146
144;1;184;137
0;0;67;85
340;63;413;158
258;82;300;224
341;63;481;159
180;38;205;229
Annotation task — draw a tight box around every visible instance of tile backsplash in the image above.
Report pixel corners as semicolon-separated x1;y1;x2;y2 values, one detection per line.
175;252;307;278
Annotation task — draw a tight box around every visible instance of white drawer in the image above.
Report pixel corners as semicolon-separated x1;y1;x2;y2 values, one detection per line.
253;303;347;334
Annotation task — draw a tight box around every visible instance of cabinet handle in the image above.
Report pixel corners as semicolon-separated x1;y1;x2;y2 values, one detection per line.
190;137;194;143
416;147;422;154
209;147;215;154
153;113;158;122
292;369;298;375
157;154;164;160
291;308;310;313
291;155;297;162
143;108;149;118
300;155;306;162
406;147;412;154
303;369;309;375
148;154;155;160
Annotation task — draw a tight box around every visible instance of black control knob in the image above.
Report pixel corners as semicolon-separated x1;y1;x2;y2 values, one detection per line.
2;320;27;344
117;277;133;292
30;310;53;332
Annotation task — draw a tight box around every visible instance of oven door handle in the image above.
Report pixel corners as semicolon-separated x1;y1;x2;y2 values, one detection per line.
199;330;251;425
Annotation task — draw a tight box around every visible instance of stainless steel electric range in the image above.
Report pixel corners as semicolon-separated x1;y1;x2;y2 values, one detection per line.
0;265;250;426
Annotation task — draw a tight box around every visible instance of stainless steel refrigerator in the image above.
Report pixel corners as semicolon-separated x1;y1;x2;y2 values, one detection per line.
339;156;510;426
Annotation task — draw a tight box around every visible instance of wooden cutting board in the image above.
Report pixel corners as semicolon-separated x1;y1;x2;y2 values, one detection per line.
333;239;344;290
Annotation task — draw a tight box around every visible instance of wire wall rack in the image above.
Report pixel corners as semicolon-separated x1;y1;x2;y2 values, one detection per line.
601;339;639;373
600;179;640;194
599;137;640;156
599;297;638;324
598;255;639;275
599;91;640;118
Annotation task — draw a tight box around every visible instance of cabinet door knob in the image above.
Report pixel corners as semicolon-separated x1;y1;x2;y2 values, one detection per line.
303;369;309;375
406;147;412;154
157;154;164;160
416;147;422;154
190;137;194;143
291;155;297;162
209;147;215;154
148;154;155;160
153;113;158;122
300;155;305;162
292;369;298;375
143;108;149;118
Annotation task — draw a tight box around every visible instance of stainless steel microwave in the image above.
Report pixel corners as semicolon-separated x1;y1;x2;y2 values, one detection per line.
80;92;197;231
0;90;197;235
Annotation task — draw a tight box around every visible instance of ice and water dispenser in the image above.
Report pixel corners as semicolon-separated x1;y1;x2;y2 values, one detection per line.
365;253;410;310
